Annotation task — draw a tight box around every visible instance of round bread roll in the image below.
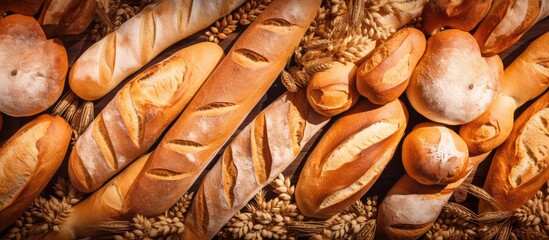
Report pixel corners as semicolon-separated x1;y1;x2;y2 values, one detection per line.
356;27;426;105
402;122;469;185
421;0;492;35
406;29;502;125
306;61;359;117
0;14;68;117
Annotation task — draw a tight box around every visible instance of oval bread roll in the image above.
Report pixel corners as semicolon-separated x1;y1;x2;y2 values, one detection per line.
402;122;469;185
0;14;68;117
421;0;492;35
0;114;72;232
296;99;408;219
306;61;359;117
406;29;503;125
356;27;426;105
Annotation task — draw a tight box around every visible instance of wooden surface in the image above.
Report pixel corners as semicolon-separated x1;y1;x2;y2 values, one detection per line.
0;16;548;213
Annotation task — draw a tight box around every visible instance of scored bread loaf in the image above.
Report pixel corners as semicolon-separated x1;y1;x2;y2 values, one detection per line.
68;0;246;100
68;42;224;193
295;98;408;219
406;29;503;125
473;0;549;56
421;0;492;35
356;27;426;105
38;0;96;36
0;114;72;232
0;14;68;117
460;31;549;154
306;61;359;117
402;122;469;186
123;0;322;217
31;153;151;239
480;90;549;213
184;90;329;240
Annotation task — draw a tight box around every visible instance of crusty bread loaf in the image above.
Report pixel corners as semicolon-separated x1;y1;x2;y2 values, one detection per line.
460;31;549;154
480;90;549;213
402;122;469;185
0;0;44;15
473;0;549;56
123;0;322;217
0;114;72;232
295;99;408;219
421;0;492;35
184;90;329;240
406;29;503;125
375;0;428;31
68;0;246;100
306;61;359;117
356;27;426;105
38;0;96;36
376;174;465;240
32;153;150;239
68;42;224;193
0;14;68;117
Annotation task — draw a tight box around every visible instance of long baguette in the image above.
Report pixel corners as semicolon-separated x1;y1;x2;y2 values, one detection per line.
124;0;322;218
68;42;224;193
184;90;329;240
296;98;408;219
0;114;72;232
68;0;245;100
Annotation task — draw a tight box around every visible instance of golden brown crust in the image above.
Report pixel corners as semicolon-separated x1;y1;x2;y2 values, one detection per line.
68;42;224;193
0;114;71;232
38;0;96;36
295;99;408;219
480;91;549;213
402;122;469;185
421;0;492;35
0;14;68;117
306;62;359;117
124;0;322;218
356;28;426;105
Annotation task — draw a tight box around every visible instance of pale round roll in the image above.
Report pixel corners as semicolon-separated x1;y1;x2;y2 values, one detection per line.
306;61;359;117
402;122;469;185
406;29;502;125
0;14;68;117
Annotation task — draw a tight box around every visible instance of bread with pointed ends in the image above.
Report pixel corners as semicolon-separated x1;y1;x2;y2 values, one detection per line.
0;0;44;15
0;14;68;117
184;90;329;240
406;29;503;125
460;31;549;154
306;62;359;117
356;27;426;105
480;91;549;213
402;122;469;185
421;0;492;35
38;0;96;36
0;114;72;232
473;0;549;56
32;153;150;239
123;0;322;218
68;0;246;100
68;42;224;193
296;99;408;219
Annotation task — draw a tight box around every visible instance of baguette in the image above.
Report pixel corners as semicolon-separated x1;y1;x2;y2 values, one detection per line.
402;122;469;185
421;0;492;35
480;90;549;212
68;0;246;100
460;31;549;154
68;42;224;193
356;27;426;105
295;98;408;219
123;0;321;217
0;114;72;232
184;90;329;239
306;61;359;117
473;0;549;56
